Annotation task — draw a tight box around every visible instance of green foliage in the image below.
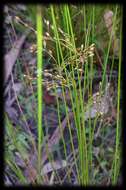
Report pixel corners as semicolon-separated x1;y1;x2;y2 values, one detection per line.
27;5;37;25
4;4;122;185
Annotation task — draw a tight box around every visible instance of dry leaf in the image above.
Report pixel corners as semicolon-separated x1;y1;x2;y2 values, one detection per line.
104;10;114;35
43;87;56;105
49;171;55;184
103;10;120;57
12;82;23;94
4;30;30;84
41;160;67;175
5;106;18;120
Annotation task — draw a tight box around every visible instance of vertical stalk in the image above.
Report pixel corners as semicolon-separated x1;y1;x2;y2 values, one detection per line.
112;6;122;184
36;5;43;182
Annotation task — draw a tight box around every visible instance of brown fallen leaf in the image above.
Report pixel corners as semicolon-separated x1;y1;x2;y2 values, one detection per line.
104;10;114;37
41;160;67;175
103;10;120;57
12;82;23;94
43;87;56;105
4;30;30;85
5;106;18;121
